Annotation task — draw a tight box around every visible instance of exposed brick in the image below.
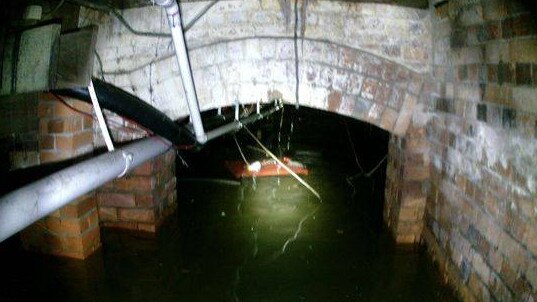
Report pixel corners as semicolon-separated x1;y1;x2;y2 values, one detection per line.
40;150;73;163
61;194;96;218
327;90;342;112
98;207;118;222
132;161;154;176
136;194;156;207
118;208;156;223
105;176;154;192
360;78;378;100
60;224;100;256
39;135;55;149
98;192;136;208
380;108;398;131
48;118;83;134
102;221;138;231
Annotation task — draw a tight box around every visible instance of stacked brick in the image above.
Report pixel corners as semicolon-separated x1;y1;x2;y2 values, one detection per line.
423;0;537;301
97;149;176;233
37;93;93;162
384;122;430;244
21;194;100;259
20;93;101;259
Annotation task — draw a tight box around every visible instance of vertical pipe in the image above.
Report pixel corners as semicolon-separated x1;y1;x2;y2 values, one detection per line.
155;0;206;143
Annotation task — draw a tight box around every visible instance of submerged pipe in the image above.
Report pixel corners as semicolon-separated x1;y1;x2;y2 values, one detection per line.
0;137;171;242
55;78;195;146
155;0;206;143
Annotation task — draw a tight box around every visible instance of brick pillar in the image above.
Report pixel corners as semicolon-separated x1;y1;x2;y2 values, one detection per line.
97;149;177;233
20;93;101;259
384;123;430;244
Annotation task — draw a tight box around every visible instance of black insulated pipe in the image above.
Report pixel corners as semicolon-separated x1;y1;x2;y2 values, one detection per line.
54;78;195;146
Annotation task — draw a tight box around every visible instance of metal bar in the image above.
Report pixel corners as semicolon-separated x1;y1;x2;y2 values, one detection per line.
0;137;171;242
88;80;115;151
204;101;283;142
155;0;206;143
206;121;241;141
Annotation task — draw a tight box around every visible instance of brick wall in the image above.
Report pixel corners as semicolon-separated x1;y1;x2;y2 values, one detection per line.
385;121;430;243
20;194;100;259
423;0;537;301
97;149;176;233
37;93;93;162
20;93;101;259
79;0;430;128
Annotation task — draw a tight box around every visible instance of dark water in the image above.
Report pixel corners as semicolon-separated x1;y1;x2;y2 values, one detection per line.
0;106;457;301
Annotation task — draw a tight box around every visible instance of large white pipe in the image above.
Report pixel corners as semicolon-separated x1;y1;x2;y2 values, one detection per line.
0;137;171;242
155;0;207;143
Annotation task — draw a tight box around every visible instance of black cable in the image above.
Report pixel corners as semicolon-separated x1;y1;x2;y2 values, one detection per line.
69;0;218;38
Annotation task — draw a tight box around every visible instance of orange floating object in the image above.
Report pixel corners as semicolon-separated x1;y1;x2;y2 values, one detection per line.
225;157;309;178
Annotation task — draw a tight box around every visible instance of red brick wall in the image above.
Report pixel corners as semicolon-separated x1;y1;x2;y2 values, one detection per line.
97;149;176;233
21;93;101;260
21;194;100;259
38;93;93;162
423;0;537;301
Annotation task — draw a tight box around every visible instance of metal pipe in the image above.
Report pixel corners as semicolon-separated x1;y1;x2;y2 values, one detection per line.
204;102;283;142
206;121;241;141
155;0;206;143
0;137;171;242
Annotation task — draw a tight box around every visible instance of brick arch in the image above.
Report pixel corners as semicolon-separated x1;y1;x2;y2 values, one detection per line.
191;39;425;136
87;1;430;136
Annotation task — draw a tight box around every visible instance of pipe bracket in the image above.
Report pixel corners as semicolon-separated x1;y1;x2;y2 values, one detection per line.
118;151;134;178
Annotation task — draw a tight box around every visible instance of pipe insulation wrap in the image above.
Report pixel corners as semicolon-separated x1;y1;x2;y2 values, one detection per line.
0;137;171;242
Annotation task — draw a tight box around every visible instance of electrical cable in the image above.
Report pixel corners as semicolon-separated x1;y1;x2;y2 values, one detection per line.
183;1;219;32
52;93;194;150
233;134;249;166
69;0;218;38
52;93;146;135
344;120;364;174
364;155;387;177
44;0;66;17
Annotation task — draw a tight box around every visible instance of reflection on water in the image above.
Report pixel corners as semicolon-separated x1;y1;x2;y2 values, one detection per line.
0;106;457;301
1;161;457;302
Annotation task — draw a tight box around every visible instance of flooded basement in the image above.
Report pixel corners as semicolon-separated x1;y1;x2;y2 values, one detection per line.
0;106;457;301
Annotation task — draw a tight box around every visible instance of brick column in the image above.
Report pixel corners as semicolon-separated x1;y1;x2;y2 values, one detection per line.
97;149;176;234
20;93;101;259
384;123;430;244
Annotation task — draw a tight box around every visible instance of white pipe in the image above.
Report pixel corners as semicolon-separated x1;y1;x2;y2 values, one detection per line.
0;137;171;242
155;0;206;143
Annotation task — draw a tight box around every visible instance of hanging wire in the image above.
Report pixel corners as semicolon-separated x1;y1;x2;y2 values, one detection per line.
344;120;364;174
364;155;387;177
70;0;218;37
233;134;249;166
43;0;66;17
